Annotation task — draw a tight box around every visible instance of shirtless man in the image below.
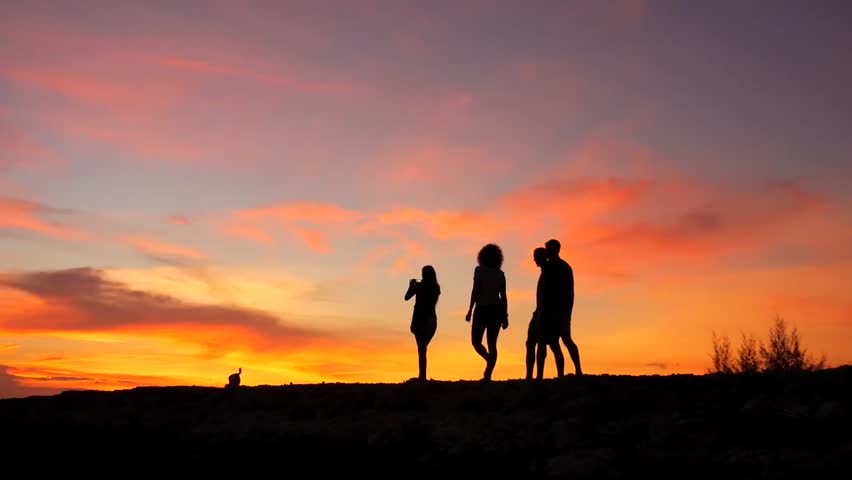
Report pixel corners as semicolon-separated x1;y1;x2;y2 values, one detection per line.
544;238;582;376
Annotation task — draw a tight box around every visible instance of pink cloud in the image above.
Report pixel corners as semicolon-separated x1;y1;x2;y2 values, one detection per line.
168;215;193;226
0;6;365;171
0;197;86;241
148;55;356;95
0;66;192;119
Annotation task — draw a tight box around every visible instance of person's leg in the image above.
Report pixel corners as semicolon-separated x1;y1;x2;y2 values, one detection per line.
415;325;435;380
536;311;557;380
561;315;582;375
549;340;565;378
415;333;427;380
535;338;548;380
471;310;489;365
484;316;500;380
525;317;537;380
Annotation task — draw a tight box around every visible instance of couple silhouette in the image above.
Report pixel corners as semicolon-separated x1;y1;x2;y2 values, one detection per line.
404;240;581;381
525;239;583;380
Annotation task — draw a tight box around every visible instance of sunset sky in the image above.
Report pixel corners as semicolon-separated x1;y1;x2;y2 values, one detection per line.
2;0;851;398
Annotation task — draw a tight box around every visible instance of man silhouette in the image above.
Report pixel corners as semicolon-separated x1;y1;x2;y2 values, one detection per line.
534;248;565;380
544;238;582;376
526;247;563;379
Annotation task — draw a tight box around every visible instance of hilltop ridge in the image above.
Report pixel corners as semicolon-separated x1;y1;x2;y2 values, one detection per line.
3;368;851;478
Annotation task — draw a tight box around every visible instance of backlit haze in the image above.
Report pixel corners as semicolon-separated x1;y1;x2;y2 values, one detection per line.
2;0;851;398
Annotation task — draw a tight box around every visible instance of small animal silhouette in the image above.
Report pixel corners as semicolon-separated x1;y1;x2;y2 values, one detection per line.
226;367;241;388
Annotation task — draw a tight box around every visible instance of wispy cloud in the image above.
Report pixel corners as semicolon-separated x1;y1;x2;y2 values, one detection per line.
220;201;363;252
167;215;192;226
148;55;355;94
1;365;61;399
0;197;87;241
2;363;178;395
116;234;207;261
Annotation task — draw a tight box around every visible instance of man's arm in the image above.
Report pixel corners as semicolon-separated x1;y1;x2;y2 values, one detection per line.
535;266;551;325
566;265;575;311
499;273;508;328
535;273;544;315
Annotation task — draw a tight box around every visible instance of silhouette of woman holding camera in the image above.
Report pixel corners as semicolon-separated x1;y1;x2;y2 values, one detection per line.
465;243;508;381
405;265;441;381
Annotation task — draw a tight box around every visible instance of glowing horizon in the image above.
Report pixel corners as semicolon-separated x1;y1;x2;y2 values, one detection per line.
2;0;851;398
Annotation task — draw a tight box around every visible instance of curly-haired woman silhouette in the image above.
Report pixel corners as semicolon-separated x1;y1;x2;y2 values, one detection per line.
405;265;441;381
465;243;508;381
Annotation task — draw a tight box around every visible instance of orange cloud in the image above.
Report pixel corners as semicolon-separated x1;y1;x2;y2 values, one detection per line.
354;240;430;277
238;202;363;224
0;267;388;356
357;244;400;271
288;226;332;254
201;137;834;294
390;241;428;274
0;197;86;241
363;161;831;290
116;235;207;261
220;222;273;245
1;365;61;399
374;208;506;241
2;362;186;394
221;202;363;251
0;266;421;391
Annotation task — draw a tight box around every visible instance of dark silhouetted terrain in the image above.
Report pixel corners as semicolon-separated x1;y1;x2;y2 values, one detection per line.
2;368;850;478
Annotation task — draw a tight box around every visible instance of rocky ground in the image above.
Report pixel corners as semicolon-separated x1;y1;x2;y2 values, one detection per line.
2;367;850;478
